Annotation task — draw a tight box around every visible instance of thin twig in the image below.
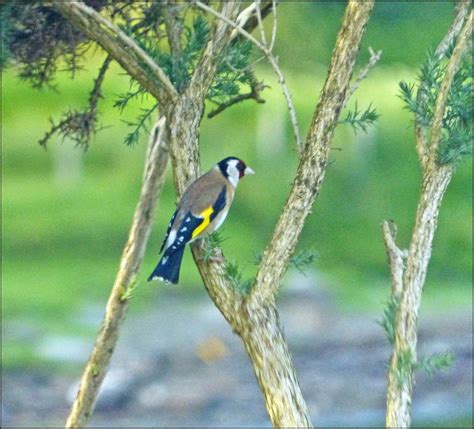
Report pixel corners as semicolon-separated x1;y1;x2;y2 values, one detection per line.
231;2;257;40
256;1;268;46
269;0;278;52
89;54;112;114
344;46;382;107
195;1;304;154
230;1;275;42
65;117;169;428
207;79;267;118
38;55;112;149
429;10;472;164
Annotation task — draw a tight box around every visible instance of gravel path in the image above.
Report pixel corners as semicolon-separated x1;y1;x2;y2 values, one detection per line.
2;277;472;427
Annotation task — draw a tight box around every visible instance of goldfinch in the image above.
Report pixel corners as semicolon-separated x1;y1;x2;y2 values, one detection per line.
148;157;255;284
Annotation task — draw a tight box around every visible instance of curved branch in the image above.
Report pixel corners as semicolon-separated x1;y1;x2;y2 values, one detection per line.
252;0;375;305
414;1;471;167
429;10;472;164
65;118;169;428
53;1;178;103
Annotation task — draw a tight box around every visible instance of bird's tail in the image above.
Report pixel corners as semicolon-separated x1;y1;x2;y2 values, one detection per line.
147;247;185;284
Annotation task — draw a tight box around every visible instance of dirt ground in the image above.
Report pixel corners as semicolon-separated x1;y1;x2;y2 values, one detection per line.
2;277;472;427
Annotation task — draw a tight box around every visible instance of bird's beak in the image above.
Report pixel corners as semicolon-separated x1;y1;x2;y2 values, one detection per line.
244;166;255;176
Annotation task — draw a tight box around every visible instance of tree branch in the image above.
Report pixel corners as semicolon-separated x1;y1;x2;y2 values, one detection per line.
344;46;382;107
252;0;375;305
435;0;472;58
163;0;186;92
162;2;380;425
414;1;471;167
38;54;112;149
57;2;375;427
166;1;241;196
429;9;472;164
53;1;178;103
385;166;453;428
385;7;473;428
231;1;276;42
65;117;169;428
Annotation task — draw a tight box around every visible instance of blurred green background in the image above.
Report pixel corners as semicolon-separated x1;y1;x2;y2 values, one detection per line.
2;1;471;373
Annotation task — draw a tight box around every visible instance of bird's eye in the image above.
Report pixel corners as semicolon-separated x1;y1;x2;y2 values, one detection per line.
237;161;246;171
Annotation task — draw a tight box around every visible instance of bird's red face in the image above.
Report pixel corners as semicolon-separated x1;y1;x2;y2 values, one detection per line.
236;159;255;179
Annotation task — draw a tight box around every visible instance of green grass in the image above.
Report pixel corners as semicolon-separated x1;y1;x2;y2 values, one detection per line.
2;57;472;368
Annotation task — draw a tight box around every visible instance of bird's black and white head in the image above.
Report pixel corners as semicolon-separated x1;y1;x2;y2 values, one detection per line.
216;157;255;187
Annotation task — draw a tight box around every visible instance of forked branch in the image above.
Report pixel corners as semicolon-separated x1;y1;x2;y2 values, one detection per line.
384;8;473;428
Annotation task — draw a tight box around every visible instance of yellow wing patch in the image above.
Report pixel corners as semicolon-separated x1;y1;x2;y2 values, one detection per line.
192;206;214;239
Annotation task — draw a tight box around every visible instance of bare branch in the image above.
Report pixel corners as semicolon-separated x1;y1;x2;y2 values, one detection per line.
53;1;178;103
429;9;472;164
256;1;268;46
195;1;304;153
252;0;375;303
344;46;382;107
385;166;453;428
269;0;278;52
65;117;169;428
88;54;112;114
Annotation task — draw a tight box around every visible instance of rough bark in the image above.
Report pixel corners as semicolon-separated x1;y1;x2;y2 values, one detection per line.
384;7;472;427
65;118;169;428
385;167;453;428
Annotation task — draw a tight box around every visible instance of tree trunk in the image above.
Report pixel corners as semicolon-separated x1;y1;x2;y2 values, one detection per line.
240;302;312;427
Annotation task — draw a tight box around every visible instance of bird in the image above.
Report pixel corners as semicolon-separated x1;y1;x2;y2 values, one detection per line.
148;157;255;284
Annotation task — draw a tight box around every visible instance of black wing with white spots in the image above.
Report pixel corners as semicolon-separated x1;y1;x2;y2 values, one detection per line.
159;209;178;254
164;186;227;255
164;213;203;254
